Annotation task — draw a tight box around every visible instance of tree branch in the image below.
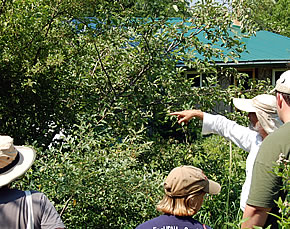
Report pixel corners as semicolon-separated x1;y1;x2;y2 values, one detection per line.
60;194;74;217
94;43;116;97
33;7;61;65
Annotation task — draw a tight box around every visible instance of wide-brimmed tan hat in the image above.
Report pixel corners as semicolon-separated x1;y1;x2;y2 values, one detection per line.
164;165;221;197
233;94;282;134
0;136;36;188
233;94;277;113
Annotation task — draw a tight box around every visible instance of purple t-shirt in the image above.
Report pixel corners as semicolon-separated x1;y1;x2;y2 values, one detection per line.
0;188;65;229
136;214;212;229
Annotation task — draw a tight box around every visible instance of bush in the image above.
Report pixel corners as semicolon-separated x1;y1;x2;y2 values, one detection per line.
14;115;248;228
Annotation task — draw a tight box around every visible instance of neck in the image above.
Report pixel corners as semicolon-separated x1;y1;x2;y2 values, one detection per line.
261;132;268;140
280;111;290;123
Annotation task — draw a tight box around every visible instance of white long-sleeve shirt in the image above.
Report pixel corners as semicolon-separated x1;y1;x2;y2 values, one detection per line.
202;113;263;211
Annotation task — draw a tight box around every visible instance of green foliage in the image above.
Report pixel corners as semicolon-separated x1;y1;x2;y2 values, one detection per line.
0;0;84;145
14;116;248;228
12;77;273;228
244;0;290;37
15;117;164;228
0;0;254;147
2;0;275;228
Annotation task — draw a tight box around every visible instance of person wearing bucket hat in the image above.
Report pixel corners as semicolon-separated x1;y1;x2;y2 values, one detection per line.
136;165;221;229
169;94;282;214
0;135;65;229
242;70;290;229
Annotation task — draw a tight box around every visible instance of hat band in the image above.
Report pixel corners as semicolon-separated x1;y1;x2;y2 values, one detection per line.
0;152;20;174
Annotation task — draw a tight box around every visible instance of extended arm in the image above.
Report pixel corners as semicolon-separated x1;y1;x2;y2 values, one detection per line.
241;204;271;228
170;110;257;152
169;110;204;124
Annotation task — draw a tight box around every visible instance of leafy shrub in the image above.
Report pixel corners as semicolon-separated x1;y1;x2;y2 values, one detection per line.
3;1;277;228
14;115;248;228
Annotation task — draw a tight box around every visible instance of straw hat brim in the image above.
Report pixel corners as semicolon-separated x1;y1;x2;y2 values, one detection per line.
0;146;36;188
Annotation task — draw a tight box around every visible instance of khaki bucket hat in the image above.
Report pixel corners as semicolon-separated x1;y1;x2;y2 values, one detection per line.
233;94;277;113
233;94;282;134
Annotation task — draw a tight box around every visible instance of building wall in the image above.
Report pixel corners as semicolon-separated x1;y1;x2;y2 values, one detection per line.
185;66;289;113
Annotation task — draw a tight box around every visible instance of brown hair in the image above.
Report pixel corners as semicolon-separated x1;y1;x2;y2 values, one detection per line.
281;92;290;106
156;191;205;216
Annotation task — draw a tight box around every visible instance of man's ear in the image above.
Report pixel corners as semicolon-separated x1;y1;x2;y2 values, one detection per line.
277;93;283;109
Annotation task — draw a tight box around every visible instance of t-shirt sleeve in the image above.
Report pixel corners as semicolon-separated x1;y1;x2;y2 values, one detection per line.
40;194;65;229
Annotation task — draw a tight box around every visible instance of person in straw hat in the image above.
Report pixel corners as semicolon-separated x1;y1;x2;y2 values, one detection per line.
169;93;282;213
136;165;221;229
242;70;290;229
0;135;65;229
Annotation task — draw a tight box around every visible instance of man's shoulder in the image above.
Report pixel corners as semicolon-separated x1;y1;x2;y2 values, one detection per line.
30;190;46;197
259;123;290;157
30;190;49;201
266;122;290;139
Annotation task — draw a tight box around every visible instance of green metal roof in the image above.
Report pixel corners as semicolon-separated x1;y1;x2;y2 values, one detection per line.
168;17;290;66
83;17;290;66
232;27;290;64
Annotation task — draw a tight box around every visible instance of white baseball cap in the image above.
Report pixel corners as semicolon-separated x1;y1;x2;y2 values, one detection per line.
272;70;290;94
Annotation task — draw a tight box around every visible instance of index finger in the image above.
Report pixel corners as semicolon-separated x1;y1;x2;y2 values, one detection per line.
168;112;181;116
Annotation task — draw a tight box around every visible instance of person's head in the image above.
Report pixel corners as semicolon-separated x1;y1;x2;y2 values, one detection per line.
156;165;221;216
272;70;290;123
0;136;35;189
233;94;282;138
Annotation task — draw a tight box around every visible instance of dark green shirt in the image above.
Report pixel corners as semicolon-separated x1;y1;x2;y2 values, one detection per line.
247;122;290;227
